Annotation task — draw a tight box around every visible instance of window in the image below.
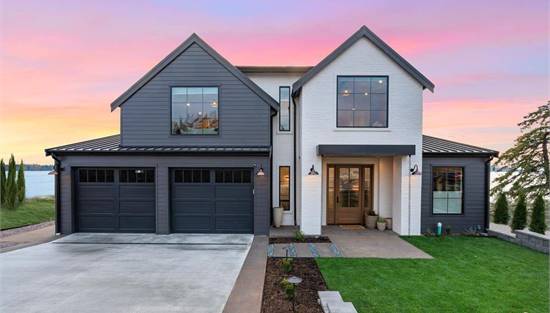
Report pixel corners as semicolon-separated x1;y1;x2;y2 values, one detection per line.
279;166;290;211
79;169;114;183
119;169;154;183
215;169;252;184
337;76;388;128
171;87;219;135
279;87;291;131
432;167;463;214
174;169;210;183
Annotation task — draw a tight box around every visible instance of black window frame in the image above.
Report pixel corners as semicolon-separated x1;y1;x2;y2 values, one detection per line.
279;166;291;211
119;168;155;184
431;166;464;215
278;86;291;132
336;75;389;128
78;168;115;184
170;86;220;136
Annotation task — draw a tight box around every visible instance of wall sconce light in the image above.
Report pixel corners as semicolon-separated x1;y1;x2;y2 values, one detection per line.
409;164;421;175
308;164;319;176
256;165;265;176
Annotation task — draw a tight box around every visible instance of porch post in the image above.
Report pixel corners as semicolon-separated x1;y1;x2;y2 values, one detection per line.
300;150;322;235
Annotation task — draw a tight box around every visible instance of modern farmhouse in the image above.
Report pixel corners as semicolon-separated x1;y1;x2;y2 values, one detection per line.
46;26;498;236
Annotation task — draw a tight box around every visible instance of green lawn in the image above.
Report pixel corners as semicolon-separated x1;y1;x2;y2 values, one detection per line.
317;236;549;313
0;197;55;230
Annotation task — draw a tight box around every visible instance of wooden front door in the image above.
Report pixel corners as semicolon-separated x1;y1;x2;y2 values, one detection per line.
327;165;373;225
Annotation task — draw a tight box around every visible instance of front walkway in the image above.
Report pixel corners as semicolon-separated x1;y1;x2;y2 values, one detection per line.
270;226;432;259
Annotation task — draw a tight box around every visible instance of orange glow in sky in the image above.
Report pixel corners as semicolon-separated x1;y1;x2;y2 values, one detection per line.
1;0;547;164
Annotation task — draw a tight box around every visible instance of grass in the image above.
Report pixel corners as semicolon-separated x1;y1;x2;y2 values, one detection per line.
0;197;55;230
317;236;549;313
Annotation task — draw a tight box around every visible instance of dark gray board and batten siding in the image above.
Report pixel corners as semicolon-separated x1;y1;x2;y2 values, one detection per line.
58;155;271;235
421;157;489;234
120;43;272;147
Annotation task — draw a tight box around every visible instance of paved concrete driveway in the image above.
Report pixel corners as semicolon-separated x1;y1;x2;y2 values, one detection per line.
0;234;252;313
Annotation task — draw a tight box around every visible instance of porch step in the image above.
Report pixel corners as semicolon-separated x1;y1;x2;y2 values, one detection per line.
318;291;357;313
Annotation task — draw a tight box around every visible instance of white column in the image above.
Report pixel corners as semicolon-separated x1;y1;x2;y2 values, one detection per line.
392;155;422;235
299;153;322;235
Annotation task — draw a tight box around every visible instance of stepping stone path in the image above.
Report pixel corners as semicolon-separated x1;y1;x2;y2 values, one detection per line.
267;242;343;257
318;291;358;313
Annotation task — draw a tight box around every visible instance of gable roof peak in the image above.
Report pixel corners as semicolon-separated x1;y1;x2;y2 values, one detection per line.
110;33;279;111
292;25;435;96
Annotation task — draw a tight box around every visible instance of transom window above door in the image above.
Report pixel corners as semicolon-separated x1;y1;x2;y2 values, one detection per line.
171;87;219;135
337;76;388;128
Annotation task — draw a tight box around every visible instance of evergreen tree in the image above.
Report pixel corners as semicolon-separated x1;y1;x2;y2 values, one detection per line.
492;102;549;198
529;195;547;234
5;155;17;209
511;193;527;230
493;193;510;224
17;159;25;203
0;159;6;205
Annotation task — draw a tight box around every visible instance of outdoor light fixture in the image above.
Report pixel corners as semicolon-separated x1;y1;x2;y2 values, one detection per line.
135;169;144;174
308;164;319;175
256;165;265;176
409;164;420;175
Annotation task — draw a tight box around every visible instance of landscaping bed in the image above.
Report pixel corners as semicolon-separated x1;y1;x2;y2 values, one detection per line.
0;197;55;230
261;258;327;313
269;236;331;244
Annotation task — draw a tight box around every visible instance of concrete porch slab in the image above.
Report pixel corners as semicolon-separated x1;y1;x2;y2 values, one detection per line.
54;233;253;246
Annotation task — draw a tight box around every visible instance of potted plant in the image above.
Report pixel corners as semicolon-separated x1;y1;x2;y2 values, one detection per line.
376;217;386;231
385;218;392;230
365;211;378;229
273;206;283;228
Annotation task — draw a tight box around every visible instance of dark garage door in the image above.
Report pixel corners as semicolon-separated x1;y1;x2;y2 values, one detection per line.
75;168;156;232
171;168;253;233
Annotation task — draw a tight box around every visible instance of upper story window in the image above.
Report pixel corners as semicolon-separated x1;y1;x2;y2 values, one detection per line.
279;87;291;131
432;167;463;214
337;76;388;128
171;87;219;135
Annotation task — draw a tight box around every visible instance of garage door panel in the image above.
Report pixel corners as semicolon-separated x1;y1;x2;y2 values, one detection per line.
119;200;155;214
215;185;253;199
78;215;117;231
215;216;252;233
172;185;215;199
215;201;252;215
119;185;155;199
77;185;115;200
172;215;213;232
172;201;214;215
119;216;156;232
78;200;116;213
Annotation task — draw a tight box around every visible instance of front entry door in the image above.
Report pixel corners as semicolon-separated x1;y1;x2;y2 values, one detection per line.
328;165;373;225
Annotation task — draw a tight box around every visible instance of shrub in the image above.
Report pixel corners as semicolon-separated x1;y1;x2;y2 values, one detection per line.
493;193;509;224
529;195;547;234
0;159;5;205
4;155;17;209
511;193;527;230
294;230;305;242
280;278;296;300
16;159;25;203
280;258;293;273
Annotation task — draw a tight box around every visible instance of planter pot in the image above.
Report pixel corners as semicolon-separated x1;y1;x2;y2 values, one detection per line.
273;207;283;228
377;221;386;231
366;215;378;229
384;218;393;230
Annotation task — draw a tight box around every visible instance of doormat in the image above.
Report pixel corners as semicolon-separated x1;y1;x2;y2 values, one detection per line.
339;225;365;230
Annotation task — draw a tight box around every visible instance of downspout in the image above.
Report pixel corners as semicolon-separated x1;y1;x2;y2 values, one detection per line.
269;110;274;228
408;155;412;236
484;156;493;231
292;96;297;226
50;154;62;234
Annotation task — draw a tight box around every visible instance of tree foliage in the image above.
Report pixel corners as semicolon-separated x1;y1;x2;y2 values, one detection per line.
511;193;527;230
529;195;547;234
4;155;17;209
0;159;6;205
17;159;25;203
493;193;509;224
492;102;549;199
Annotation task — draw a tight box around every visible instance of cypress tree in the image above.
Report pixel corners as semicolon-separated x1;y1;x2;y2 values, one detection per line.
529;195;547;234
0;159;6;205
17;160;25;203
511;193;527;230
493;193;509;224
5;155;17;209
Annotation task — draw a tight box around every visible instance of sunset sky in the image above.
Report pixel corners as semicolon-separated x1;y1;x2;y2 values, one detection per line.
0;0;548;164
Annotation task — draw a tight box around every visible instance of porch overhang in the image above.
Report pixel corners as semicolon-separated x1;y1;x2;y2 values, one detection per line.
317;144;416;156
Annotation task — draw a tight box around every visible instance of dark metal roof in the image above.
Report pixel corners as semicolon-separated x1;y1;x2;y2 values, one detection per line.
236;66;313;74
423;135;498;157
110;33;279;111
318;144;415;156
45;135;270;155
292;25;435;96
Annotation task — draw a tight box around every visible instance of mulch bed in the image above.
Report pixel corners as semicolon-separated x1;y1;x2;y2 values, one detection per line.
269;236;332;244
261;258;327;313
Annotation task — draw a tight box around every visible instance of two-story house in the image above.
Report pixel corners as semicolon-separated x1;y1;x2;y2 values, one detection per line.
46;26;498;236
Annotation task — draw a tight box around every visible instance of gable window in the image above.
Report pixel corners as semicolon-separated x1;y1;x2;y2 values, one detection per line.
279;166;290;211
432;167;463;214
279;87;291;131
171;87;219;135
337;76;388;128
